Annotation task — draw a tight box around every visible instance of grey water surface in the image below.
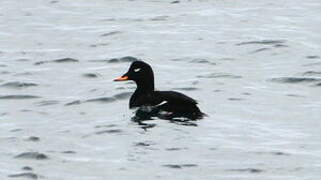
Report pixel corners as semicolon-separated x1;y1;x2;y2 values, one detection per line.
1;0;321;179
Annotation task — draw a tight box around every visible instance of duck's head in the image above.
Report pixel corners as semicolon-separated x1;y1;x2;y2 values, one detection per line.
114;61;155;90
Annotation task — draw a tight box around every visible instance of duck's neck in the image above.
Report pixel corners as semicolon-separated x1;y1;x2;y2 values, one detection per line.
135;79;155;93
129;79;154;109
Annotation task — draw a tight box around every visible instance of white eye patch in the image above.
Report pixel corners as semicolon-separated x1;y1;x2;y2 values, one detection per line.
134;68;141;72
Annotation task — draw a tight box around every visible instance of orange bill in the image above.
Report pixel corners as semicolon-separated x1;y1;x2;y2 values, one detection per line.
114;76;129;81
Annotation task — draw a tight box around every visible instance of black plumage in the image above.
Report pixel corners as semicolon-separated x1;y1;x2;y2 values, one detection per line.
114;61;204;120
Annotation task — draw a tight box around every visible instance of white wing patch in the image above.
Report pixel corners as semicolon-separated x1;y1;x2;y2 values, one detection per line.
134;68;141;72
155;101;167;107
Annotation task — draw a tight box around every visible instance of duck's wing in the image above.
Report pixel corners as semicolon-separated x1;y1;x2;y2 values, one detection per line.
153;91;198;105
131;91;203;120
130;90;198;110
153;91;204;120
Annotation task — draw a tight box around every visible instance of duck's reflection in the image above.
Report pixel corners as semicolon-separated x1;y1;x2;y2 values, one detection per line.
131;107;198;130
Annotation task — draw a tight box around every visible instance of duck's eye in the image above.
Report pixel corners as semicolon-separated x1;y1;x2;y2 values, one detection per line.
134;68;141;72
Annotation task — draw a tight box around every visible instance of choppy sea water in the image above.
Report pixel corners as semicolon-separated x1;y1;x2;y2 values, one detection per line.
1;0;321;179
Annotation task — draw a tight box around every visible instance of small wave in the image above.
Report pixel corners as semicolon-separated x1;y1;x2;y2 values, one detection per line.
270;77;321;83
302;71;321;76
61;151;76;154
287;94;305;98
250;47;271;54
1;81;38;89
65;100;81;106
189;59;216;65
172;87;198;91
8;173;38;179
34;58;78;65
163;164;198;169
89;56;140;63
274;44;288;48
100;31;122;37
0;95;40;100
85;97;116;103
227;168;263;173
22;166;33;171
107;56;140;63
271;151;291;156
25;136;40;142
68;92;132;105
82;73;100;78
228;98;243;101
35;100;59;106
197;73;242;79
15;58;30;62
0;71;10;74
150;15;169;21
165;148;181;151
14;72;34;76
306;55;320;59
236;40;285;46
95;129;122;135
14;152;48;160
89;43;109;48
95;124;117;128
171;0;180;4
253;151;291;156
65;93;131;106
134;142;152;147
